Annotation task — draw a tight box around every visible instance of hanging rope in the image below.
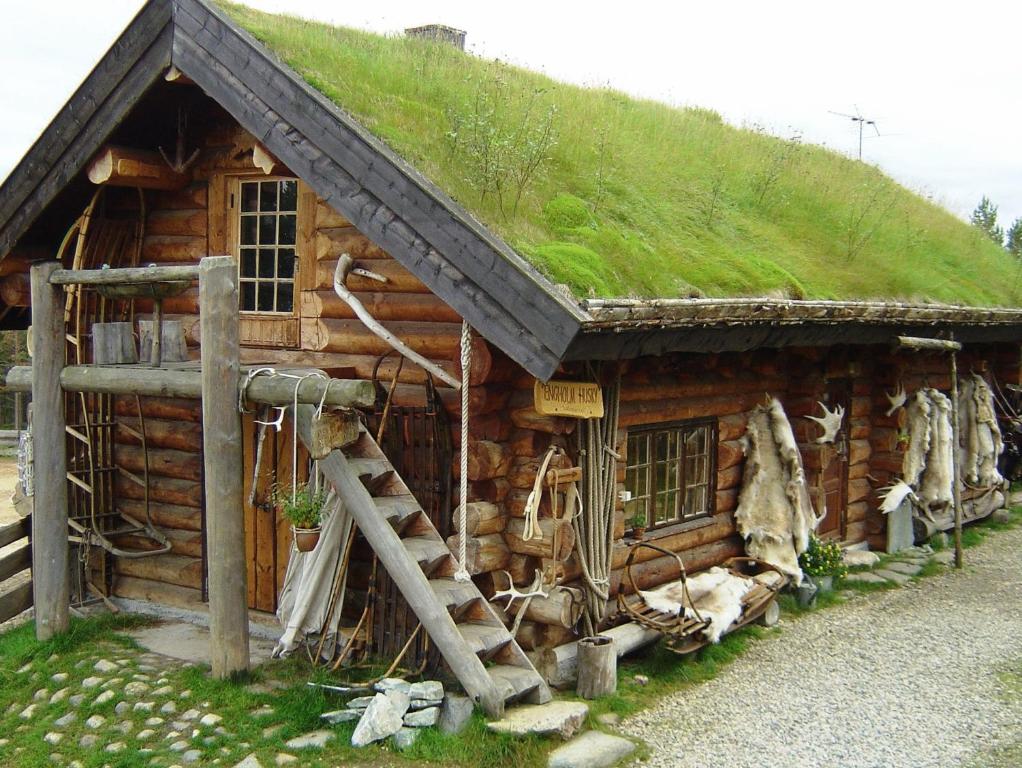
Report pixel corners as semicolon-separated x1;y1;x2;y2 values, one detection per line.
523;446;559;541
454;321;472;582
572;368;621;636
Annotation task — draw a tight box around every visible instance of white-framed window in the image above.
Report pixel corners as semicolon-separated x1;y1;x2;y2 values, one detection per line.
624;418;717;529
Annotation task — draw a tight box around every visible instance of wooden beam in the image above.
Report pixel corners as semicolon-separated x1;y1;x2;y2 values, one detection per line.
199;256;249;678
4;365;375;408
0;514;30;548
87;146;188;191
50;265;200;286
897;336;963;352
30;261;69;640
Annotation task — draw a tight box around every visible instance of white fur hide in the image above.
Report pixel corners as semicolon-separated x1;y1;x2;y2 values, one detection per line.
902;388;953;513
879;480;918;515
735;398;818;585
959;374;1003;488
639;567;753;643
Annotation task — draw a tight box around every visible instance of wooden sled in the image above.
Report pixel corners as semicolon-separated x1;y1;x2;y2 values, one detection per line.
617;542;788;656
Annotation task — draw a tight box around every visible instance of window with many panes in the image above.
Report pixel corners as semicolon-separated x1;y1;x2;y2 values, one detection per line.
624;418;717;530
237;178;298;314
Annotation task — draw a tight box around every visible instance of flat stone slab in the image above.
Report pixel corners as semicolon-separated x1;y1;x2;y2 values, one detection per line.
844;572;888;584
842;550;880;568
885;560;923;576
126;622;277;668
874;569;911;585
548;731;636;768
285;730;335;749
934;550;955;565
487;701;589;740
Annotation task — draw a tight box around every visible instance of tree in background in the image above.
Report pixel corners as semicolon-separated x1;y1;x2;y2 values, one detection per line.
971;196;1004;245
1006;218;1022;259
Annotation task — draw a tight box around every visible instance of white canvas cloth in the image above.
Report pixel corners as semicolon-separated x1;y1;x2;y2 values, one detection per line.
274;490;354;660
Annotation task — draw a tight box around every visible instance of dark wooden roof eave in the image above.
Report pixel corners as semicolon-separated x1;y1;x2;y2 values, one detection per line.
0;0;173;257
170;0;586;380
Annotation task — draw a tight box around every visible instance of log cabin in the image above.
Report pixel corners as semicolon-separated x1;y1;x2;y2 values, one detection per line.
0;0;1019;713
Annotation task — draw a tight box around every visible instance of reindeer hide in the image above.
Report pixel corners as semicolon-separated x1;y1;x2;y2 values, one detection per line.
735;398;818;585
902;388;953;513
959;374;1003;488
639;566;753;643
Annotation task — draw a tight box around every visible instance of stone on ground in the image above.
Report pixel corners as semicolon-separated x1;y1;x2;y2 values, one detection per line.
548;731;636;768
403;706;439;727
284;730;335;749
439;693;474;735
18;704;36;719
54;712;76;728
596;713;621;727
392;727;420;750
874;568;912;585
351;692;408;747
346;696;375;710
105;742;126;753
94;659;118;674
275;754;297;766
233;754;262;768
934;550;955;565
842;550;880;567
374;677;411;695
991;508;1011;524
844;572;888;584
200;713;223;727
84;715;106;729
43;732;63;745
81;677;103;689
182;748;203;763
321;709;360;725
885;560;923;576
94;690;115;705
486;701;589;740
407;680;443;702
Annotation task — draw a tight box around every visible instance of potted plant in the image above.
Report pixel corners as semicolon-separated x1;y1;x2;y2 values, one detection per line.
798;533;847;594
629;513;647;541
278;483;328;552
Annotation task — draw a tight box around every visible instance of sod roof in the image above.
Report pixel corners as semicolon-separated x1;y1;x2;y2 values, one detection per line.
222;3;1017;308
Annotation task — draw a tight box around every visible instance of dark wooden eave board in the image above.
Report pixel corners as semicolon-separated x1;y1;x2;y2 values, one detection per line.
172;0;585;379
0;0;173;257
565;322;1022;360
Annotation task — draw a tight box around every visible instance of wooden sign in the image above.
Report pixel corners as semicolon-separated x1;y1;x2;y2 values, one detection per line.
534;379;604;419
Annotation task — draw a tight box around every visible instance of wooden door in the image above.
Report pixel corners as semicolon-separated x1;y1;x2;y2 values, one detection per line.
242;412;308;613
817;379;850;538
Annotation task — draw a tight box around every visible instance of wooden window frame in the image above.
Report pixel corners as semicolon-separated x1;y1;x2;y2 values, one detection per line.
623;417;718;532
210;171;315;349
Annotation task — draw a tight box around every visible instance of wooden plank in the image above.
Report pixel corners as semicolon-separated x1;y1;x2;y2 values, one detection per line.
0;1;173;254
0;543;31;583
0;581;33;625
50;264;200;285
0;515;30;549
200;256;249;678
30;261;69;640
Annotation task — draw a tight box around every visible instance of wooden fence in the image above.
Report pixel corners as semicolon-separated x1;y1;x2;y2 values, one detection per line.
0;514;32;624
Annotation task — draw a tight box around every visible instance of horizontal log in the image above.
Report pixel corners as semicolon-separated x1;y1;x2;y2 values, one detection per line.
301;289;461;323
869;451;904;476
148;184;207;210
717;486;739;513
113;527;203;558
846;500;869;524
614;536;744;595
848;478;871;505
301;318;464;359
452;502;506;536
88;146;188;191
111;575;204;610
898;336;962;352
619;376;787;403
115;474;202;509
533;620;660;689
0;581;33;624
114;417;203;453
717;439;744;471
142;235;205;263
114;396;202;423
619;392;763;428
0;542;31;583
315;228;386;260
113;553;203;590
315;258;430;293
506;586;584;629
315;201;353;229
470;478;511;504
4;366;375;408
238;349;463;387
515;622;577;652
850;396;872;419
146;209;206;237
510;407;576;435
0;515;30;548
718;413;748;442
505;518;575;561
849;439;871;466
444;532;509;575
717;463;743;492
49;265;200;286
458;440;511;482
849;460;870;480
116;445;202;482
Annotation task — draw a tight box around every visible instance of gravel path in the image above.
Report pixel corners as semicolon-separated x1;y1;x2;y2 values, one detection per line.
623;527;1022;768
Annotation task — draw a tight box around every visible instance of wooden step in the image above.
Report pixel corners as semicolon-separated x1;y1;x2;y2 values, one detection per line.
429;577;480;614
373;495;421;533
402;536;451;574
458;622;511;659
346;457;390;481
487;664;548;704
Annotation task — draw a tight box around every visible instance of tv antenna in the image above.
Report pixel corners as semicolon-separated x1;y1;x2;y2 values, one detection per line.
829;106;880;160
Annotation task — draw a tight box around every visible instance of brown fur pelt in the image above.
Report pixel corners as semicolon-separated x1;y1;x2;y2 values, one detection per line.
903;388;953;515
735;398;818;585
959;374;1003;488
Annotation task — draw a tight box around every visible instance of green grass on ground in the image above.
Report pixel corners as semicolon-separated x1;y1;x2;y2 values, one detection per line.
217;1;1020;306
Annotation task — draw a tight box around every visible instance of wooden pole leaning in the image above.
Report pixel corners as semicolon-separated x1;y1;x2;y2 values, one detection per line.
199;256;249;678
31;261;70;640
949;343;963;569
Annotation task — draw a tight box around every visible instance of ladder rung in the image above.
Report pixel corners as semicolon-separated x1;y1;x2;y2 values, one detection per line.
119;423;144;440
117;466;146;487
65;425;90;443
66;473;93;493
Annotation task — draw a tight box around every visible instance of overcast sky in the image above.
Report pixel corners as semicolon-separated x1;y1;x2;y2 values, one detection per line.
1;1;1019;232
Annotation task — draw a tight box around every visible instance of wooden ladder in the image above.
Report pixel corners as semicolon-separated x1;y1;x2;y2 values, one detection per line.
294;405;552;718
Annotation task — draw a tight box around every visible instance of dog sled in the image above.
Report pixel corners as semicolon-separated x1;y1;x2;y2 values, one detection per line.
616;542;788;656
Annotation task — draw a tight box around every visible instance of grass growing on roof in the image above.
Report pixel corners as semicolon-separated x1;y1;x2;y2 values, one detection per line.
218;1;1020;305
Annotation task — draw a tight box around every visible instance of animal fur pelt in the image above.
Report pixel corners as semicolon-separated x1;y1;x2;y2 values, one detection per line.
639;567;753;643
903;388;954;514
958;374;1003;488
735;398;819;585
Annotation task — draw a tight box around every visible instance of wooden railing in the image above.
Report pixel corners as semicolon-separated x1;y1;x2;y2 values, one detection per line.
0;514;32;624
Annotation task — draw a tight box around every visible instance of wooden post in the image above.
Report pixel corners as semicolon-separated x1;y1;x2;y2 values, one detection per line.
575;635;617;699
199;256;249;677
950;343;963;569
30;261;70;640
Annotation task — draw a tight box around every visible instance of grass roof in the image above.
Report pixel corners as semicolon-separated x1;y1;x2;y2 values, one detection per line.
220;2;1021;307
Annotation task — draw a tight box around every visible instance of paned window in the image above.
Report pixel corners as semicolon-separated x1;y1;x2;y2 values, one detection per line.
237;178;298;314
624;418;717;529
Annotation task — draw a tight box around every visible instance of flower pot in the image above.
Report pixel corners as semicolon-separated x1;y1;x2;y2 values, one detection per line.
292;526;322;552
795;577;818;608
632;526;646;541
815;574;834;593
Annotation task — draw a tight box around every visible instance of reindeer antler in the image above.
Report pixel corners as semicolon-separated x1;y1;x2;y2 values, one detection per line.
806;401;845;444
885;385;907;417
490;569;549;610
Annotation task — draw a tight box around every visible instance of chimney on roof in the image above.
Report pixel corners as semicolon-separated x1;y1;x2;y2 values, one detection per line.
404;24;466;50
